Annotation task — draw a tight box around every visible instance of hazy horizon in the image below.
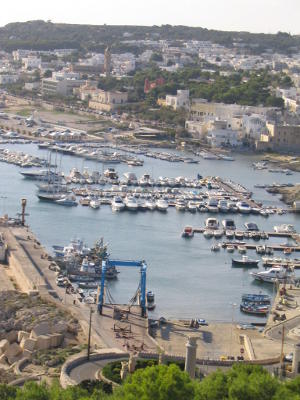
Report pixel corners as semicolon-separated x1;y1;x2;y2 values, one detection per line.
0;0;299;35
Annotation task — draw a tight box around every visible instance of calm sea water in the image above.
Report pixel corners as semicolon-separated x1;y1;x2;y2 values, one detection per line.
1;143;300;323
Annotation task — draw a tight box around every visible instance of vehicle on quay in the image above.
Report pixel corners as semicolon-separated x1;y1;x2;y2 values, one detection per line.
232;255;259;268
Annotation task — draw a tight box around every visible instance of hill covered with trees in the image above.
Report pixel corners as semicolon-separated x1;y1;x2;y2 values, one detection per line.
0;20;299;54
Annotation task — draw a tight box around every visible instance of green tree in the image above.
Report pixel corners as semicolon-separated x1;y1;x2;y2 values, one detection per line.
0;384;17;400
116;364;195;400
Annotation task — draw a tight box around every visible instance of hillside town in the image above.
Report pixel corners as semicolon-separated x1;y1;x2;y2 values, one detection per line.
0;35;299;153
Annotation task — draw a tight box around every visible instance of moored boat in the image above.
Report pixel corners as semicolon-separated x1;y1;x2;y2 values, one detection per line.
232;256;259;268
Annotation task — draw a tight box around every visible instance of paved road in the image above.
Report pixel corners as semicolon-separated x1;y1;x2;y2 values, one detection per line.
70;356;128;383
266;316;300;343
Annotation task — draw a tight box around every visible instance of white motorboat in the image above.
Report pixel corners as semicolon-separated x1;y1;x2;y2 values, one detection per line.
213;229;223;239
250;266;294;283
156;198;168;212
222;219;236;230
187;201;197;213
111;196;125;212
207;198;219;213
218;199;229;213
55;195;77;207
237;201;251;214
226;230;235;239
124;196;138;211
139;174;153;187
89;199;101;209
203;229;213;239
175;199;186;211
274;224;296;234
205;218;219;230
145;199;156;211
138;199;148;211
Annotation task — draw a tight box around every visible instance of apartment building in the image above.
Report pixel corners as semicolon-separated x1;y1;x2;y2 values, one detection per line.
88;89;128;112
258;123;300;152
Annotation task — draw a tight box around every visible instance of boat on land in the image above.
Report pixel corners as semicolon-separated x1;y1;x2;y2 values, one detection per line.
232;256;259;268
182;226;194;238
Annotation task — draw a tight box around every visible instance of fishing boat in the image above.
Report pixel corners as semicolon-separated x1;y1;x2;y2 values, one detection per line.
240;302;269;316
182;226;194;238
232;256;259;268
242;294;271;304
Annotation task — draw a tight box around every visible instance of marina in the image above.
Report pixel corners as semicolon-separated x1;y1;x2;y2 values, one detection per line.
0;141;300;323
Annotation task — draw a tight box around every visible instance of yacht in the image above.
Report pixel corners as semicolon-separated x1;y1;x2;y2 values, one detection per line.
139;174;153;187
237;201;251;214
207;198;219;213
138;199;148;211
222;219;236;230
250;266;294;283
218;199;229;213
156;198;169;212
55;195;78;207
111;196;125;212
145;199;156;211
205;218;219;229
124;196;138;211
232;256;259;268
245;222;259;231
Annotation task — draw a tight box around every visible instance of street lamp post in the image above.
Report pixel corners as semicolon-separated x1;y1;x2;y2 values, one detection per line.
87;307;94;361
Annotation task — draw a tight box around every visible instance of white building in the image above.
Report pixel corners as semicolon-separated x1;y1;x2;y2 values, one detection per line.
207;128;240;148
23;56;41;70
242;114;267;140
166;90;190;110
0;74;19;85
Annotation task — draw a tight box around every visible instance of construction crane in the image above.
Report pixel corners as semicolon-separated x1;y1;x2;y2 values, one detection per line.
98;259;147;317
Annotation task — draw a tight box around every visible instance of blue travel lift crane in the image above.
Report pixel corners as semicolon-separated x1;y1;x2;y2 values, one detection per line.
98;259;147;317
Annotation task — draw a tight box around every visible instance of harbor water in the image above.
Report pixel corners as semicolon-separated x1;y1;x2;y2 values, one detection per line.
1;142;300;323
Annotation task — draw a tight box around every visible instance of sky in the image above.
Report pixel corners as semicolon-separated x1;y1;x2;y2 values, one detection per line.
0;0;299;35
